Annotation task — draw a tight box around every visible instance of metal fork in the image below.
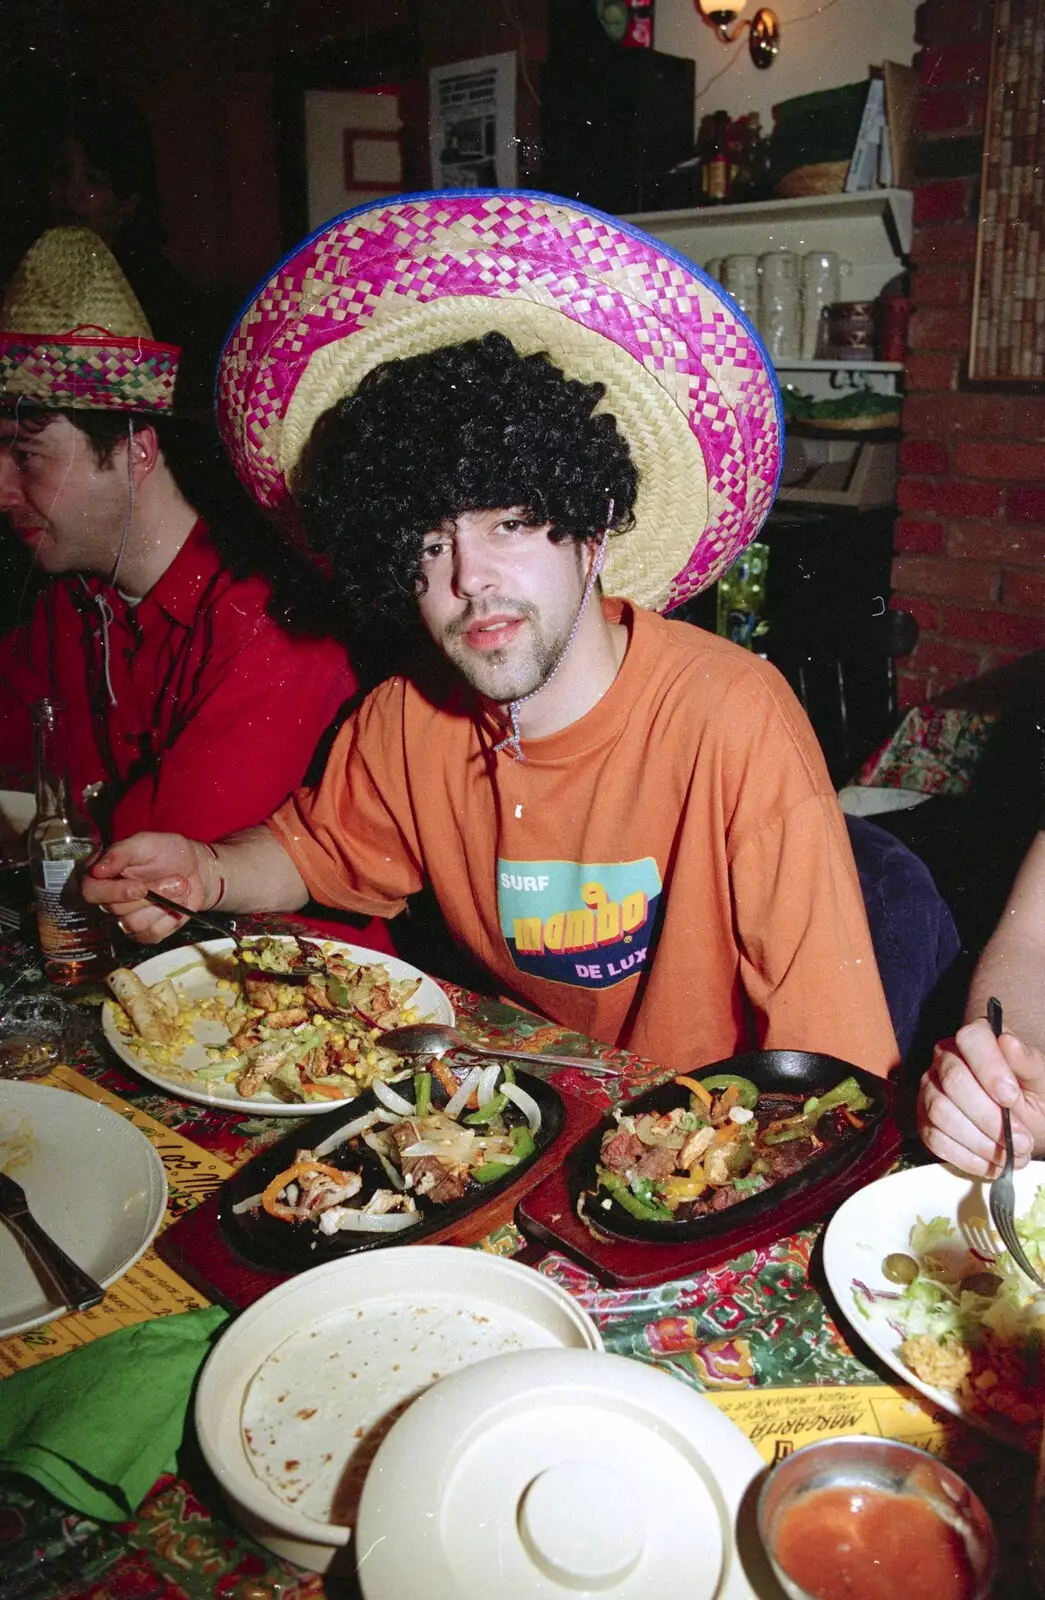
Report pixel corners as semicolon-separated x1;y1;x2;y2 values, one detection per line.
986;996;1045;1291
0;1169;105;1311
144;891;325;987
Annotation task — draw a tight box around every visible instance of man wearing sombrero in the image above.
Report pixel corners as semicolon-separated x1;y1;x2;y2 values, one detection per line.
85;191;899;1077
0;227;366;851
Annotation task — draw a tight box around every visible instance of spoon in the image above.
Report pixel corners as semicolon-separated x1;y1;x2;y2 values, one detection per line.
377;1021;622;1078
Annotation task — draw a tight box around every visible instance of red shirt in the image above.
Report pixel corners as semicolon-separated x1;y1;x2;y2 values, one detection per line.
0;519;356;843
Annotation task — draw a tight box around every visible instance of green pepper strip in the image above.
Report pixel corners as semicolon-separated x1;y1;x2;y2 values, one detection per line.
511;1126;535;1160
464;1092;509;1125
473;1159;514;1183
696;1073;760;1110
472;1124;535;1184
804;1076;873;1124
413;1071;432;1118
763;1125;814;1145
596;1167;673;1222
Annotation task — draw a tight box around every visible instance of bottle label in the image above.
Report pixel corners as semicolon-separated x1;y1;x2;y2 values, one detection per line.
42;858;77;892
34;849;109;966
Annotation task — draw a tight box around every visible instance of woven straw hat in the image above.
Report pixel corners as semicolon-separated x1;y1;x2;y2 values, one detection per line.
0;228;179;413
218;190;781;611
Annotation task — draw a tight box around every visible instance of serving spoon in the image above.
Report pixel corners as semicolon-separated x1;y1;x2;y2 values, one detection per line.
377;1021;622;1079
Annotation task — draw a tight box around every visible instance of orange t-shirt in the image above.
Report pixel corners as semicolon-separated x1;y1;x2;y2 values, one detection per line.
269;600;899;1079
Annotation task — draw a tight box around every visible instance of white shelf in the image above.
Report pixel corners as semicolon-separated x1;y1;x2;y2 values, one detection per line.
621;189;912;307
622;189;913;256
776;359;903;374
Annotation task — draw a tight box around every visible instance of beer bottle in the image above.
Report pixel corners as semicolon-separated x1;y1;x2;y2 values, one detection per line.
28;699;113;984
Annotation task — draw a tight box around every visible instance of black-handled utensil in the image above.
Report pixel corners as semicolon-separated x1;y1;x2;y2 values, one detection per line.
985;996;1045;1290
0;1169;104;1311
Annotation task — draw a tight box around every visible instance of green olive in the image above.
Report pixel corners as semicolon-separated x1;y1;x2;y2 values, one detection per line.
882;1252;919;1285
959;1271;1002;1298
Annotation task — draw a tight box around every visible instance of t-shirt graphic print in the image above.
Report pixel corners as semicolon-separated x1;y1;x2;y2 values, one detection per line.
497;857;662;989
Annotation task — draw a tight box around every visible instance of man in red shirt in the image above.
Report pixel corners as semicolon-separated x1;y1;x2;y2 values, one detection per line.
0;227;359;847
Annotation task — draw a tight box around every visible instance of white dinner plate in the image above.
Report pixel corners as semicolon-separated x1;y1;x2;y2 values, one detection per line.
822;1159;1045;1453
101;937;454;1117
194;1248;602;1573
0;1081;167;1338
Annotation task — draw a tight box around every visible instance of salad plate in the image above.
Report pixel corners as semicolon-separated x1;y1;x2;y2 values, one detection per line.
0;1081;167;1337
101;937;454;1116
822;1159;1045;1453
219;1062;565;1269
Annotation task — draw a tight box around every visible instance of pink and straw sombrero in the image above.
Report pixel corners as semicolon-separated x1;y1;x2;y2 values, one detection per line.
217;190;782;612
0;228;179;414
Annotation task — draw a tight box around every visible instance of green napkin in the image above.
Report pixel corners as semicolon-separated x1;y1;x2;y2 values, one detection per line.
0;1304;230;1520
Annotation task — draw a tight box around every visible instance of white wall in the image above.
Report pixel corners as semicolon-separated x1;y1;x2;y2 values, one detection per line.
654;0;919;127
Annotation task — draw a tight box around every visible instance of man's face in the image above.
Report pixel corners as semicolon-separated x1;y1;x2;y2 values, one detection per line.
50;138;137;245
415;508;593;703
0;414;129;576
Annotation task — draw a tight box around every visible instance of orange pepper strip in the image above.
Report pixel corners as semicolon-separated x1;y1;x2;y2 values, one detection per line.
430;1057;460;1099
843;1109;865;1129
261;1160;352;1221
674;1074;713;1109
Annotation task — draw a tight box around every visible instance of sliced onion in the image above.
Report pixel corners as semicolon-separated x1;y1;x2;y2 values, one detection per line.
503;1081;542;1134
372;1078;417;1117
477;1063;502;1108
231;1191;264;1215
311;1109;383;1160
331;1206;420;1233
444;1066;483;1120
363;1129;405;1190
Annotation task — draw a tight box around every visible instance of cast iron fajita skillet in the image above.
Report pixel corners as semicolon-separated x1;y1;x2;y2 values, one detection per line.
571;1049;892;1246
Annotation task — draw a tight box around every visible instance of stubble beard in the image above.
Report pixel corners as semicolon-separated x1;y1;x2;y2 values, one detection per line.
440;602;565;705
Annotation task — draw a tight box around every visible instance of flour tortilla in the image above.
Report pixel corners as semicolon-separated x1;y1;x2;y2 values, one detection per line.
240;1295;567;1527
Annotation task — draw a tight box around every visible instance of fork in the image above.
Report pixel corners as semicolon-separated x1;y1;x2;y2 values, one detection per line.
144;892;325;987
986;996;1045;1292
0;1169;105;1311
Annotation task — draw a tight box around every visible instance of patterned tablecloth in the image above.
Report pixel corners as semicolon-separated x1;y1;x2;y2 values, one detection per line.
0;923;1035;1600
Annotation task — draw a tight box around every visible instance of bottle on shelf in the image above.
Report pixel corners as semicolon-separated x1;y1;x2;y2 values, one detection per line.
28;699;113;985
701;110;731;206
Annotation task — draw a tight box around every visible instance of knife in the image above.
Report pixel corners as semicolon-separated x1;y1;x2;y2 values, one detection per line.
0;1168;105;1311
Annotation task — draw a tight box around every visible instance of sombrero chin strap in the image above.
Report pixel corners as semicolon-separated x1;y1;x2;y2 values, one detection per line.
492;517;611;762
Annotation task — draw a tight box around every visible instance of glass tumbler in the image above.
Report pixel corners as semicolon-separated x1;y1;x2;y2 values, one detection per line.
801;251;842;359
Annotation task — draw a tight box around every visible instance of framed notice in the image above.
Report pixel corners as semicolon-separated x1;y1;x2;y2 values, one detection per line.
969;0;1045;381
429;52;518;189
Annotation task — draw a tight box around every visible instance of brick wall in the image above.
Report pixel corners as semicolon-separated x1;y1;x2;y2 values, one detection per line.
891;0;1045;704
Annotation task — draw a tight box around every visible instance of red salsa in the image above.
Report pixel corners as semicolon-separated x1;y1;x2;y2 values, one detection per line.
773;1484;978;1600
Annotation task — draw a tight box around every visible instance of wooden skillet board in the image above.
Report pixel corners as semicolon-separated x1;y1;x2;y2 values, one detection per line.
155;1082;603;1310
516;1051;898;1287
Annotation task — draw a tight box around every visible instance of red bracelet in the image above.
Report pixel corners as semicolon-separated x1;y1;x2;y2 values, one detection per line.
201;842;227;908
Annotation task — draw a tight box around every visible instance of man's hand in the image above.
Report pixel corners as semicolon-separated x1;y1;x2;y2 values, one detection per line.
917;1016;1045;1176
84;833;220;943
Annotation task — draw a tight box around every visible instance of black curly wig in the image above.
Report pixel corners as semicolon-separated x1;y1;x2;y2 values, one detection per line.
293;331;639;636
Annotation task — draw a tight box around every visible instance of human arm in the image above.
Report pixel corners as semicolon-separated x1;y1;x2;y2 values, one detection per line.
82;825;309;942
723;666;899;1077
917;830;1045;1175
